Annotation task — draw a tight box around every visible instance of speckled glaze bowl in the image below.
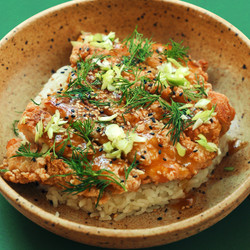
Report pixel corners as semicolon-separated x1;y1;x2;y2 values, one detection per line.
0;0;249;248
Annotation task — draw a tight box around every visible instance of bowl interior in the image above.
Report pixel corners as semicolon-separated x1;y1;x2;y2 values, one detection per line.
0;0;249;248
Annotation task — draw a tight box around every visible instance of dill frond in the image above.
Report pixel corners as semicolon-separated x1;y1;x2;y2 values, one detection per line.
123;27;153;66
61;148;126;206
12;120;19;136
71;119;95;144
183;77;208;101
11;143;44;158
164;39;189;61
159;99;194;145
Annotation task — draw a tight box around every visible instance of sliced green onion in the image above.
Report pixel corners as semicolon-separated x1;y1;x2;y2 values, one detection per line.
106;150;121;159
105;124;125;141
115;138;133;154
98;114;118;122
176;142;186;157
167;58;183;68
194;99;211;109
35;120;43;142
192;106;216;122
103;141;114;153
45;110;67;139
104;124;146;158
179;103;193;110
192;118;203;130
71;41;84;47
224;167;234;171
196;134;218;152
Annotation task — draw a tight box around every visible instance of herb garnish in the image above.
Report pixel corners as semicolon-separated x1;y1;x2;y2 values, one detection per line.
163;39;189;61
124;84;160;112
71;119;95;148
124;154;139;183
183;77;208;101
224;167;234;171
160;99;194;145
12;120;19;136
60;147;127;206
123;27;153;66
12;143;44;158
31;99;40;106
61;54;109;107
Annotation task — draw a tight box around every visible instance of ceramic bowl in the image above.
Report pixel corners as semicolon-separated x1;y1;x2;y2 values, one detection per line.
0;0;249;248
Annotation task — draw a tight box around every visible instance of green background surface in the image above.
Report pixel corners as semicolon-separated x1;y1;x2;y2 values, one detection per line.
0;1;249;249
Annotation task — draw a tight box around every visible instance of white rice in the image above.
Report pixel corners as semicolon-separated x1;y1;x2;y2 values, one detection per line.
38;67;231;221
45;136;229;221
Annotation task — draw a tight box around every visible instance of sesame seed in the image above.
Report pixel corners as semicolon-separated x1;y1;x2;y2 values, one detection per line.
158;143;163;147
151;117;156;123
141;155;146;159
158;150;161;154
163;158;167;161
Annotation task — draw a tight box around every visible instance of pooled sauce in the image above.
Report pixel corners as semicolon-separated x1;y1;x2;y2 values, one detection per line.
169;192;196;210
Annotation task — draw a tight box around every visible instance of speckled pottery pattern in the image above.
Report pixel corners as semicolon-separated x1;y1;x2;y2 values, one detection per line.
0;0;249;248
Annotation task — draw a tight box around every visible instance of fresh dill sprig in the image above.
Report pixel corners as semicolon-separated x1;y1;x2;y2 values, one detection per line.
159;99;194;145
0;169;8;173
123;27;153;66
12;143;44;158
75;54;107;84
89;99;110;107
124;154;138;183
56;133;72;157
183;77;208;101
71;119;95;145
164;39;189;61
12;120;19;136
124;84;160;112
30;99;40;106
61;54;108;106
61;148;126;206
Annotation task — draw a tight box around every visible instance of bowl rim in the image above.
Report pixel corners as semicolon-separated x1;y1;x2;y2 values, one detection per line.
0;0;249;240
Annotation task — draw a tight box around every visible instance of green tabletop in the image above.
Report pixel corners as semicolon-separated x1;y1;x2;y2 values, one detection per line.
0;1;249;250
